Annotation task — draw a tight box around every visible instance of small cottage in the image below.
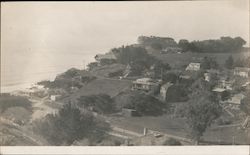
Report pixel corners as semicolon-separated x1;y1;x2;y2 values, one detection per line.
185;63;200;71
50;95;62;101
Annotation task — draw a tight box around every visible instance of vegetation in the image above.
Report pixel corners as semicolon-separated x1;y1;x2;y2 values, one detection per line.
178;39;190;52
87;62;99;71
38;68;96;90
151;61;171;79
224;55;234;69
33;103;110;145
165;84;189;102
0;94;32;113
240;91;250;115
124;92;168;116
138;36;246;53
138;36;178;49
163;138;182;145
162;72;179;83
186;80;222;144
77;94;116;114
200;56;219;70
234;56;250;68
111;45;171;77
186;37;246;53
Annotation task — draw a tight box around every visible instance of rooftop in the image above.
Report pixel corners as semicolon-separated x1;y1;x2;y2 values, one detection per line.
161;82;173;89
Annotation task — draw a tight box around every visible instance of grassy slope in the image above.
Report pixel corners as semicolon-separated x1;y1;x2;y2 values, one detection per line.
63;78;132;103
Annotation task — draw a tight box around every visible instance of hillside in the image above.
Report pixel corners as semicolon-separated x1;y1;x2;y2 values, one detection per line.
63;78;132;103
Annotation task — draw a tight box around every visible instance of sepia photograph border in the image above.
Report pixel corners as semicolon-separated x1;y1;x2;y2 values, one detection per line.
1;0;250;155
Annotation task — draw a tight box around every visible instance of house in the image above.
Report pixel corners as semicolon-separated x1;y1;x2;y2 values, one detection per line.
224;93;245;109
217;78;234;91
160;82;173;101
50;94;61;101
132;78;160;92
94;52;117;62
212;87;226;93
161;47;182;54
234;67;250;78
242;81;250;90
185;63;200;71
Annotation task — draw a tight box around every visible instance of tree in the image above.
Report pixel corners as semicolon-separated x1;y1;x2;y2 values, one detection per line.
165;84;189;102
224;55;234;69
33;103;110;145
152;61;171;79
151;42;163;50
186;83;221;144
178;39;190;52
87;62;98;70
162;72;179;83
77;94;116;114
124;92;167;116
201;57;218;70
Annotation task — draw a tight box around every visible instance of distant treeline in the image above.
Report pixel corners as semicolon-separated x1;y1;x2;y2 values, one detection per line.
138;36;247;53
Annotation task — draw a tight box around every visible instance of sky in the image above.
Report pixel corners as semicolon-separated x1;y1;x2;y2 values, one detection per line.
1;1;249;91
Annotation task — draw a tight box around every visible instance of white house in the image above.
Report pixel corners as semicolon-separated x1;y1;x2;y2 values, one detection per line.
50;95;61;101
132;78;160;92
234;67;250;78
224;93;245;109
185;63;200;71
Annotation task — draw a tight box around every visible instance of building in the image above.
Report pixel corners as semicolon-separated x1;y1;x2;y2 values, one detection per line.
217;78;234;91
50;95;61;101
242;81;250;90
212;87;226;93
224;93;245;109
160;82;173;101
185;63;200;71
94;52;117;62
234;67;250;78
132;78;160;92
161;47;182;54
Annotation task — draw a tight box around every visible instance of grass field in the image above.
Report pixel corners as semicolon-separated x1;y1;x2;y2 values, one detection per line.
108;114;250;145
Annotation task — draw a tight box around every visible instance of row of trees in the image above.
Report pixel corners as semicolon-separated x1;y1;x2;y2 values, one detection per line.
138;36;178;50
179;37;246;53
137;36;246;53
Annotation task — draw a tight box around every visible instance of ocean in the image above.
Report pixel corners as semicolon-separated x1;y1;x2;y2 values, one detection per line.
1;51;97;93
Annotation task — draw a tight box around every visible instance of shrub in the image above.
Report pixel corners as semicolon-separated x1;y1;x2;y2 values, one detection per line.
163;138;182;145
